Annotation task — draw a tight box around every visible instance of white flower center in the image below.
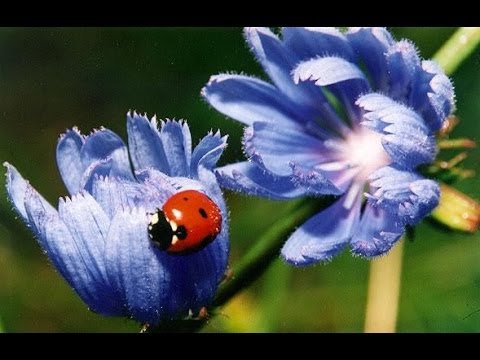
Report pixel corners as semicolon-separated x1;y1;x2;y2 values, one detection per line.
316;126;391;209
342;126;391;182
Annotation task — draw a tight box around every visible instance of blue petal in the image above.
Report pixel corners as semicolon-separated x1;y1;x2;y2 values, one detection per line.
202;74;309;126
346;27;395;90
126;112;170;174
281;192;362;266
294;56;367;86
91;176;168;219
350;203;404;258
216;30;352;134
167;232;228;310
135;168;177;196
215;161;308;200
4;162;29;220
244;121;335;177
190;130;227;177
104;208;171;324
358;93;429;133
57;192;114;297
407;178;441;225
369;165;440;225
56;128;85;195
385;40;421;101
244;27;315;106
382;129;437;168
282;27;355;62
162;230;228;319
290;163;343;196
409;60;454;131
355;92;396;112
293;56;370;122
195;166;230;280
159;120;191;177
106;205;227;324
160;176;207;194
23;182;121;315
90;176;131;218
245;26;345;119
80;157;114;194
81;128;134;181
197;166;228;225
357;93;437;168
206;73;351;138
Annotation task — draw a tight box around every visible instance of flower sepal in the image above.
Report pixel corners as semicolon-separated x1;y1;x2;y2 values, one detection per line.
431;183;480;233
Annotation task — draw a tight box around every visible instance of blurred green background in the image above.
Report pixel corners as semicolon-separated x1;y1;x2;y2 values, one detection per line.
0;27;479;332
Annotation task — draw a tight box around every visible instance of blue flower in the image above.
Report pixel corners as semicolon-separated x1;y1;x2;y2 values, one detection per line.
202;27;454;266
4;112;229;324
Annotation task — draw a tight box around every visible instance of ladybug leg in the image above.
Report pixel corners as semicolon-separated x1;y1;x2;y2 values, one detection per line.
197;307;209;320
139;323;150;333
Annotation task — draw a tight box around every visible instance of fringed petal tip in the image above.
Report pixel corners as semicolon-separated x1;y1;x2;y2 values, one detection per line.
4;162;30;220
58;126;84;141
349;203;404;258
350;234;402;258
292;56;366;86
280;194;361;266
290;163;343;196
243;27;274;55
126;112;194;178
56;127;86;195
409;60;455;132
281;241;348;267
191;131;228;176
368;166;440;226
214;161;307;200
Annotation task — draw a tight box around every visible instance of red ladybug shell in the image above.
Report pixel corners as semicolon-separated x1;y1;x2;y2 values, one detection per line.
148;190;222;255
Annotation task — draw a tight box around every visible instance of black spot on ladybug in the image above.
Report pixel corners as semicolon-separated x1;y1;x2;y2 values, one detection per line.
199;208;208;219
176;225;188;240
183;197;188;201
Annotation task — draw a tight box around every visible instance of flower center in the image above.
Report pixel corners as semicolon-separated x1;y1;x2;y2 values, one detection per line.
320;126;391;209
342;126;391;182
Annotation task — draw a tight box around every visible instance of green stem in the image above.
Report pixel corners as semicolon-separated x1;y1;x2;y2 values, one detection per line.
213;199;316;307
254;259;292;332
433;27;480;75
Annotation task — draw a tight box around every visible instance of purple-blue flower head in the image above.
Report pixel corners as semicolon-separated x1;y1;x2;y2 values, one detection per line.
202;27;454;266
4;112;229;324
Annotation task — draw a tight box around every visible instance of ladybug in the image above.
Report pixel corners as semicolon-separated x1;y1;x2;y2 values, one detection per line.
148;190;222;255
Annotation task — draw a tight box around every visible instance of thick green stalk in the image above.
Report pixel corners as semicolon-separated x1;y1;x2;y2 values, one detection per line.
433;27;480;75
364;239;405;332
